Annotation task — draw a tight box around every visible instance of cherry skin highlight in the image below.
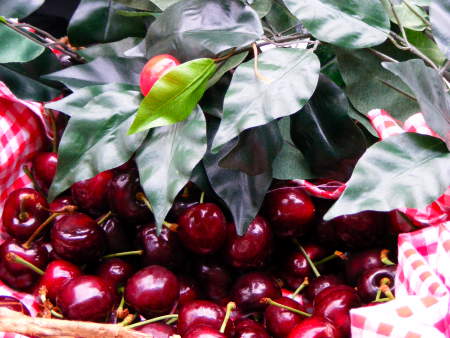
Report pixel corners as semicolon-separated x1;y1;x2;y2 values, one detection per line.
139;54;180;96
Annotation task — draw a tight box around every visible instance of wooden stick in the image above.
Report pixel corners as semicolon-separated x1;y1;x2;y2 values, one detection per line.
0;308;151;338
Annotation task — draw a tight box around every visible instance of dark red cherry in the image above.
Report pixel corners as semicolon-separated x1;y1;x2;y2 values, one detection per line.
225;216;272;268
100;216;132;253
262;188;315;237
137;224;183;268
305;275;342;301
0;262;36;290
37;259;82;302
184;325;226;338
195;259;232;305
0;239;48;275
313;285;361;337
389;210;419;234
2;188;49;240
108;172;152;223
135;322;176;337
177;300;225;335
345;249;386;284
231;272;281;312
166;199;199;223
178;203;227;255
235;319;270;338
281;289;313;314
178;276;200;306
50;213;107;263
49;195;77;215
56;275;114;322
0;295;30;315
264;296;306;338
124;265;179;317
71;170;114;214
96;258;134;289
287;316;342;338
357;265;396;303
31;152;58;193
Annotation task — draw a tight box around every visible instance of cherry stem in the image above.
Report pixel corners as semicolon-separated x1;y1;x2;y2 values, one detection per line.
294;239;321;278
125;314;178;329
373;297;392;303
23;212;62;249
166;317;178;325
118;314;136;327
6;253;44;275
252;43;271;83
97;211;112;225
380;249;396;266
22;165;44;196
163;221;179;232
260;298;311;317
136;192;153;213
314;251;347;266
103;250;143;259
291;277;309;299
220;302;236;333
380;284;395;300
116;295;126;319
199;191;205;204
51;309;64;319
182;186;189;199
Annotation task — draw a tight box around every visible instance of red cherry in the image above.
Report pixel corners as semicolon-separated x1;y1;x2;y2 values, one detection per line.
0;239;48;275
124;265;179;317
345;249;387;284
134;322;176;337
287;316;342;338
177;300;225;335
178;203;227;255
235;319;270;338
56;275;115;321
357;265;396;303
0;295;30;315
389;210;420;234
100;216;132;253
31;152;58;193
2;188;49;240
49;195;77;221
96;258;134;289
195;258;232;305
305;275;342;301
0;261;36;291
183;325;226;338
264;296;307;338
139;54;180;96
178;276;200;306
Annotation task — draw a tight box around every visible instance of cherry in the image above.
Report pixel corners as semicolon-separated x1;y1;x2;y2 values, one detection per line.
0;295;30;315
231;272;281;312
49;195;77;221
345;249;394;284
178;276;200;306
0;239;48;275
2;188;49;240
357;265;396;303
305;275;342;301
96;258;134;289
281;289;313;314
137;224;183;268
313;285;361;337
195;258;232;305
56;275;115;322
0;262;36;290
389;210;419;234
124;265;179;317
166;200;199;223
178;203;227;255
177;300;225;335
50;213;107;263
100;216;132;253
225;216;272;268
287;316;342;338
37;259;82;302
31;152;58;193
264;296;307;338
140;54;180;96
184;325;226;338
134;322;176;338
71;170;114;214
108;172;152;224
262;187;315;237
235;319;270;338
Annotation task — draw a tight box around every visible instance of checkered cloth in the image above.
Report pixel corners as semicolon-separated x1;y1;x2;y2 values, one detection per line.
0;84;449;337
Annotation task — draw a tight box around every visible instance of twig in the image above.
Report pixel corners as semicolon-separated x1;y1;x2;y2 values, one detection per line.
367;48;398;63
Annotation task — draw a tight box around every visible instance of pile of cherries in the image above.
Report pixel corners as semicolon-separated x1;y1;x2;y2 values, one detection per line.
0;147;419;337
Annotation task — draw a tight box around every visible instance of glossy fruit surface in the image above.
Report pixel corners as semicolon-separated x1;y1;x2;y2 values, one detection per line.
177;300;225;335
96;258;134;289
135;322;176;337
0;239;48;275
183;325;226;338
357;265;396;303
56;275;114;321
31;152;58;193
178;276;200;306
195;259;232;304
124;265;179;317
0;295;30;315
263;188;315;237
178;203;227;255
100;216;132;253
235;319;270;338
139;54;180;96
50;213;107;263
71;170;113;214
345;249;384;284
0;262;36;291
287;316;342;338
2;188;49;240
305;275;342;301
264;296;306;338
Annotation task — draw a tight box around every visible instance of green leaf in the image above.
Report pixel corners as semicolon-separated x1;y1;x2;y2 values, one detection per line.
0;0;44;19
382;59;450;149
430;0;450;59
43;56;145;91
406;30;446;66
284;0;390;48
113;0;160;11
142;0;263;61
248;0;272;18
136;106;207;231
347;104;379;138
0;24;45;63
324;133;450;220
77;37;143;61
381;0;428;31
68;0;149;46
290;75;367;181
150;0;183;10
207;52;249;88
129;58;216;134
116;9;157;16
46;84;146;201
336;46;420;121
264;0;299;34
212;48;320;152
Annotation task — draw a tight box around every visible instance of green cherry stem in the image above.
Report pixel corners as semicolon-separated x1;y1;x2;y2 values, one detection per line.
220;302;236;333
97;211;112;225
314;251;347;266
136;192;153;212
199;191;205;204
380;249;396;266
293;239;320;278
291;277;309;299
103;250;143;260
6;253;44;275
260;298;311;317
126;314;179;329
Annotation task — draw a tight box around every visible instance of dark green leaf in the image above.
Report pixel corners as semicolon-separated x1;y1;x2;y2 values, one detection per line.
219;120;283;176
136;106;207;231
151;0;183;10
77;37;143;62
347;104;379;138
264;0;299;34
129;58;216;133
406;30;446;66
116;9;157;16
0;0;44;19
43;56;145;91
381;0;428;31
212;48;320;152
336;46;420;121
46;84;145;201
284;0;390;48
143;0;263;61
290;75;367;181
382;59;450;149
201;72;232;119
113;0;160;11
248;0;272;18
0;24;45;63
324;133;450;220
430;0;450;58
68;0;149;46
207;52;249;88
